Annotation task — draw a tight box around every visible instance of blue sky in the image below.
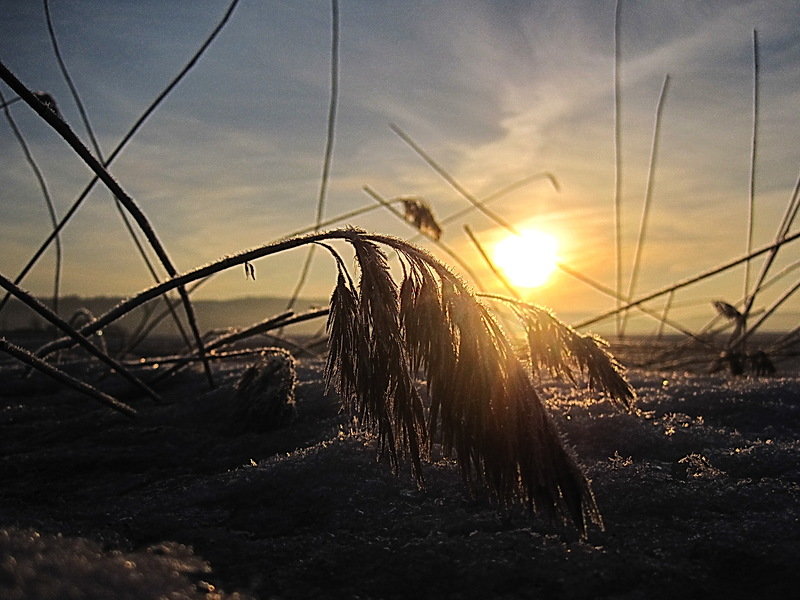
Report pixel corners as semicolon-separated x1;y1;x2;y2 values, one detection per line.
1;1;799;333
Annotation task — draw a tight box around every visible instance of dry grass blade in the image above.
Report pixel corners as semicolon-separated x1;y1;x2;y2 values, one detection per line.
463;224;519;299
0;272;161;402
150;311;295;382
362;185;486;290
0;337;135;417
0;60;215;388
0;87;62;316
577;229;800;329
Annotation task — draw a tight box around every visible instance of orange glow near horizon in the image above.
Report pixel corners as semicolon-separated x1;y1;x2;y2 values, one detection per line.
492;229;559;289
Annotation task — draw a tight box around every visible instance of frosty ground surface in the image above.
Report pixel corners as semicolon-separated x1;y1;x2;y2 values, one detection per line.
1;353;798;599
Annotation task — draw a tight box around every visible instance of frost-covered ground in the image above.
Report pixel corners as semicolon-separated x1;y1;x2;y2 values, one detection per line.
1;354;798;599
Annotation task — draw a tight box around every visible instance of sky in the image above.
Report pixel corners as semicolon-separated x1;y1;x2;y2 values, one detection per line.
1;0;799;335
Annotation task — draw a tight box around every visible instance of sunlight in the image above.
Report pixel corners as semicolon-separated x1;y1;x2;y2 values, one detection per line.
492;229;559;288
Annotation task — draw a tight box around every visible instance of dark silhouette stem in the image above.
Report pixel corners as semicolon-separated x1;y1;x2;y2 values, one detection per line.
0;60;215;388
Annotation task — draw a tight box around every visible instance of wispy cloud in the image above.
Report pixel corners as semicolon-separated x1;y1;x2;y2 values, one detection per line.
1;1;799;331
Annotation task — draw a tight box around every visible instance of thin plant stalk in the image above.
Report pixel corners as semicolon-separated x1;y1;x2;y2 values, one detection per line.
613;0;623;336
390;123;516;232
576;229;800;329
34;230;356;359
0;95;22;109
741;166;800;321
0;337;136;417
734;277;800;348
744;29;759;304
0;88;62;316
286;0;339;311
0;272;161;402
43;0;193;351
0;0;241;318
390;123;688;334
685;174;800;349
0;61;215;388
463;225;520;299
620;73;670;336
151;310;295;381
655;290;675;340
407;171;560;244
362;186;486;289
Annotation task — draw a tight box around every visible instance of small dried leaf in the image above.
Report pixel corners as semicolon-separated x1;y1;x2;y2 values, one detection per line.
712;300;742;321
243;261;256;280
397;196;443;240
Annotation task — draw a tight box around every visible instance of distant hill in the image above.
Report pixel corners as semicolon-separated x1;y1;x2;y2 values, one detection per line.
0;295;330;338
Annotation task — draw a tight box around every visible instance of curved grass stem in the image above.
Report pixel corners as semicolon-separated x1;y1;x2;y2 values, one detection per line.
0;60;216;388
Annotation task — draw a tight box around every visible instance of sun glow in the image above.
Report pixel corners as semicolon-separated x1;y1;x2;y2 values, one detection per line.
492;229;559;288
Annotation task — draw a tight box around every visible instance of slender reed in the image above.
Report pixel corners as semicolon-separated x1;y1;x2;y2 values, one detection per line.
0;95;22;109
390;123;515;232
286;0;339;311
150;310;299;382
463;225;519;299
362;186;486;289
613;0;623;336
0;272;161;402
0;0;240;319
741;166;800;322
744;29;760;304
733;278;800;348
0;61;216;387
0;88;62;316
0;337;135;417
577;229;800;329
33;231;356;359
655;290;675;339
620;74;670;336
43;0;192;350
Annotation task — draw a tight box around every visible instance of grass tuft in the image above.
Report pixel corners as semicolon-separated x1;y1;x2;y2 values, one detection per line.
323;232;619;535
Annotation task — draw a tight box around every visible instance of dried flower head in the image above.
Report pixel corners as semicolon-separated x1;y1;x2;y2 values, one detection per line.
397;196;443;240
323;231;626;535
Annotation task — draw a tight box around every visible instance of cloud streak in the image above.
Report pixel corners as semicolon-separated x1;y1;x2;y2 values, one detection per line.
1;1;799;332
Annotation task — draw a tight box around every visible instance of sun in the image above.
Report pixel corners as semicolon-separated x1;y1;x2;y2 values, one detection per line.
492;229;559;289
